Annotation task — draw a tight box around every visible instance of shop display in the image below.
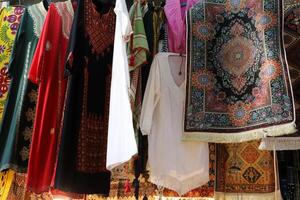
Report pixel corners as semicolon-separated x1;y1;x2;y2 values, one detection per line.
0;0;298;200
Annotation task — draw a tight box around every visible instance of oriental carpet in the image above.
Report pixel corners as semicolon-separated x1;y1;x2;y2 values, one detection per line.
184;0;296;143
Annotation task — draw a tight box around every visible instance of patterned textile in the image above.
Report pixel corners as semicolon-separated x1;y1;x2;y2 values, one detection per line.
76;0;116;173
128;0;149;70
274;3;300;200
260;0;300;150
0;170;14;200
16;83;38;170
0;2;46;172
6;173;84;200
128;1;149;140
0;6;24;122
0;5;24;194
184;0;296;143
215;140;275;196
84;0;115;56
0;7;24;122
54;0;111;194
87;178;156;200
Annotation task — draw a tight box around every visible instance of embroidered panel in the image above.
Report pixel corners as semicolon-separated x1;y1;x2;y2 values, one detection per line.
84;0;115;57
76;67;111;173
215;140;275;193
184;0;296;142
54;1;74;39
16;83;38;170
28;2;47;37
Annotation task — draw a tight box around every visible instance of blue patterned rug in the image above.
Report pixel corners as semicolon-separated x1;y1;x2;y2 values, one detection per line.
184;0;296;143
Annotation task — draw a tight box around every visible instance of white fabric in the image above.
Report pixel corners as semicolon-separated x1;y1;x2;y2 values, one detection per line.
106;0;137;170
140;53;209;195
259;137;300;150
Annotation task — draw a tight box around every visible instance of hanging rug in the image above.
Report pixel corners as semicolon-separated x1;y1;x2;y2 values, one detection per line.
184;0;297;143
260;1;300;150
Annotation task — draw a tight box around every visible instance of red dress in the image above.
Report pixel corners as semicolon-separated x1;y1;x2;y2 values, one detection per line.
26;1;74;193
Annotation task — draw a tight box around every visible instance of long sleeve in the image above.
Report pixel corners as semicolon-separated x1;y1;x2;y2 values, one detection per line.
140;56;160;135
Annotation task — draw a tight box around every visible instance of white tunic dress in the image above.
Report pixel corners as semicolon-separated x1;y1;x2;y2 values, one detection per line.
107;0;137;170
140;53;209;195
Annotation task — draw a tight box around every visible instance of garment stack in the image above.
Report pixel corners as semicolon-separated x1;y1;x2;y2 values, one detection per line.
0;0;299;200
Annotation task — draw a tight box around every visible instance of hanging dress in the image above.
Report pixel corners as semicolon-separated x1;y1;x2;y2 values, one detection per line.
54;0;114;194
140;53;209;195
0;6;24;123
0;6;24;200
107;0;138;171
164;0;198;53
0;2;47;172
26;1;73;193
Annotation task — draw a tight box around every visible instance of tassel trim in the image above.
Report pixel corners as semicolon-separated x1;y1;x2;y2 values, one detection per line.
149;171;209;196
182;122;297;143
259;136;300;150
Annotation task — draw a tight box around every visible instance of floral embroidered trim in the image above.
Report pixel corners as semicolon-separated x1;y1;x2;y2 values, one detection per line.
28;1;47;37
54;0;74;39
84;0;115;56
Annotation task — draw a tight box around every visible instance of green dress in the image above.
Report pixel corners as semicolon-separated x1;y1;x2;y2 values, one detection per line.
0;2;47;172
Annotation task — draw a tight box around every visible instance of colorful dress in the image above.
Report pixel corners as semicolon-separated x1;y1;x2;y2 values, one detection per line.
54;0;113;194
0;6;24;122
164;0;198;53
26;1;73;193
0;6;24;200
0;2;47;172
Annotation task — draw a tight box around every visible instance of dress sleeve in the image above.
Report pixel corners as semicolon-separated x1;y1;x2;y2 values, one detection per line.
140;56;161;135
28;7;52;84
8;10;26;78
